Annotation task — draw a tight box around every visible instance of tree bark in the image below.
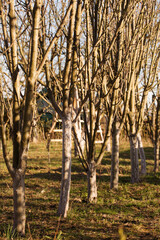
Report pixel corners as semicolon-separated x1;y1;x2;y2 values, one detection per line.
137;133;146;175
58;109;72;217
31;95;38;143
87;161;97;203
13;173;25;236
130;134;139;183
106;137;111;152
73;114;85;156
154;142;159;173
110;126;120;189
154;93;160;173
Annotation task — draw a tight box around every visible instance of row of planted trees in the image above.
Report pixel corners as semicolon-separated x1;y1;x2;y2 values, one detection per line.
0;0;159;236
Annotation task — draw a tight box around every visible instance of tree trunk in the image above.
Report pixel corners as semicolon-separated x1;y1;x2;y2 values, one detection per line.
74;117;81;156
137;133;146;175
13;173;25;236
73;115;85;157
110;127;120;189
154;141;159;173
130;135;139;183
106;137;111;152
31;118;38;143
154;93;160;173
58;110;72;217
87;161;97;203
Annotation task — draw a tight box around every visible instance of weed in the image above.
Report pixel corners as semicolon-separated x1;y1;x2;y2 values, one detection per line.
3;225;16;240
56;231;62;240
118;226;127;240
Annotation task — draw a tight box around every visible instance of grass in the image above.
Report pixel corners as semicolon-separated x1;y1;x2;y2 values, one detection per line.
0;138;160;239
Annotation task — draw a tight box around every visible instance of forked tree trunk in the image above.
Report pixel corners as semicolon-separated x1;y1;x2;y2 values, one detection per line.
137;133;146;175
87;161;97;203
58;110;72;217
110;127;120;189
130;134;139;183
13;173;25;236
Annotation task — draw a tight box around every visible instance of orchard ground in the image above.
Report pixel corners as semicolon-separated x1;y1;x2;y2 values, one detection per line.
0;138;160;239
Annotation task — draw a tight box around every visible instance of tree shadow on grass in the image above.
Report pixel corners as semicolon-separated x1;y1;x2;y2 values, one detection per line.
142;173;160;185
119;175;131;184
119;149;130;160
71;164;85;173
26;171;62;181
97;175;132;185
26;164;87;183
0;195;13;201
26;215;119;240
101;158;111;166
26;200;58;212
97;175;110;183
143;147;154;160
118;147;154;161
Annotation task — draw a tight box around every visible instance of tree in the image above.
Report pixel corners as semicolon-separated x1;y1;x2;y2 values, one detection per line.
39;0;83;217
0;0;43;235
0;0;72;234
72;0;137;197
154;85;160;173
127;1;159;182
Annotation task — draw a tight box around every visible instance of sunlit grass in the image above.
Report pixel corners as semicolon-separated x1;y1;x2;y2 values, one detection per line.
0;138;160;239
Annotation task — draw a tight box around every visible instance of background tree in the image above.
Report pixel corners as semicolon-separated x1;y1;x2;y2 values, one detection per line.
127;1;160;183
72;0;137;199
153;82;160;173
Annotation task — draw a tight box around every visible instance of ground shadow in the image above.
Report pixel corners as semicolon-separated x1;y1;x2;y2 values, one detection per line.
26;171;61;181
143;147;154;160
143;173;160;185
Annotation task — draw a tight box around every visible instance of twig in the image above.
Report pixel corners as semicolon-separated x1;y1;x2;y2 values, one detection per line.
27;222;33;240
53;215;62;240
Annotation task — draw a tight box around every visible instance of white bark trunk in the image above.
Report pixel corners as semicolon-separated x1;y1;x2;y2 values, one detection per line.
32;118;38;143
137;133;146;175
106;137;111;152
87;161;97;203
73;116;85;156
58;110;72;217
13;173;25;236
154;141;159;173
130;135;139;183
110;128;120;189
74;117;81;156
105;116;111;152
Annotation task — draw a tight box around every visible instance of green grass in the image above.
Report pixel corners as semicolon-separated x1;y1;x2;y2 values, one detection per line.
0;139;160;239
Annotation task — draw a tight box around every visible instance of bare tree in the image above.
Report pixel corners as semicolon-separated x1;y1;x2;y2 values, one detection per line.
146;83;160;173
154;83;160;173
127;1;159;183
72;0;137;198
0;0;43;235
40;0;83;217
0;0;73;234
